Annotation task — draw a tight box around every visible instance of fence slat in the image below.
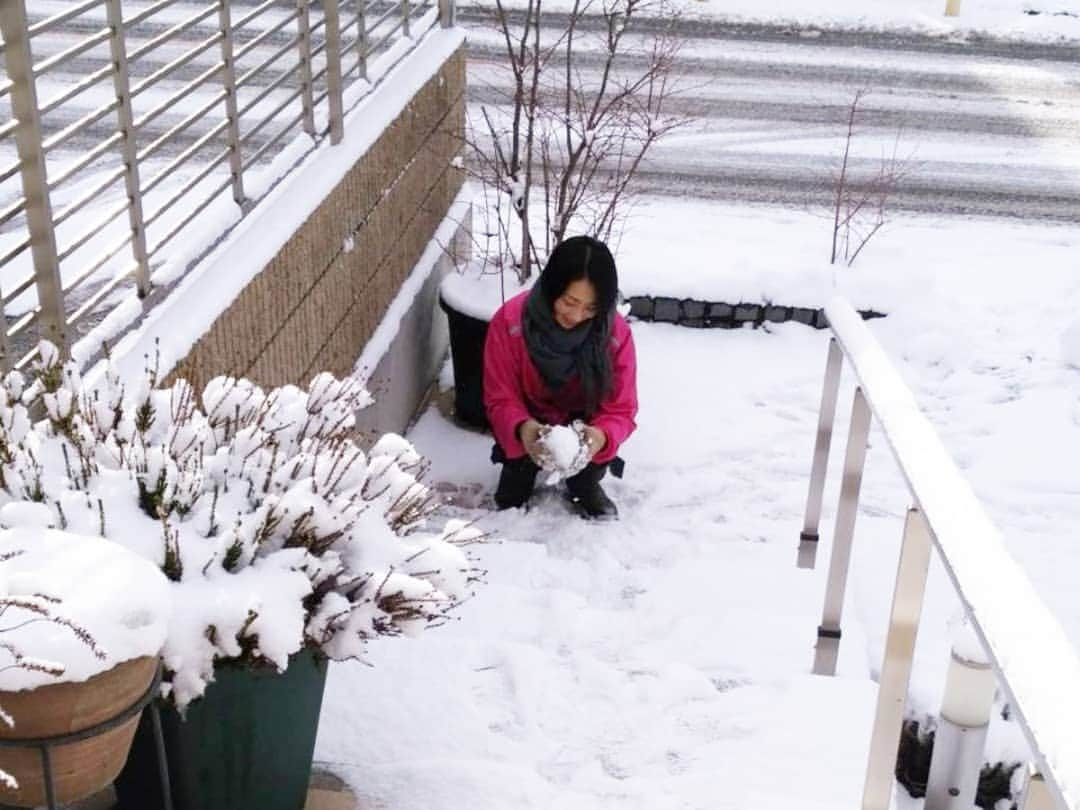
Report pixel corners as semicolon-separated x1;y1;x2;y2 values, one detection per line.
0;0;64;361
105;0;151;297
861;507;932;810
799;336;842;569
218;0;247;205
297;0;316;136
812;385;871;677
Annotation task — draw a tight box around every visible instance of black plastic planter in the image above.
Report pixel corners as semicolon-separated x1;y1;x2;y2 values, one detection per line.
115;649;328;810
439;294;490;428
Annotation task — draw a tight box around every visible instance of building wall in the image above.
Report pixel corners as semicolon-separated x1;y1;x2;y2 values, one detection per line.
166;45;466;394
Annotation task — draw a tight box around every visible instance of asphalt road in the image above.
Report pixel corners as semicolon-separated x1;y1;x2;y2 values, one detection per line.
462;7;1080;222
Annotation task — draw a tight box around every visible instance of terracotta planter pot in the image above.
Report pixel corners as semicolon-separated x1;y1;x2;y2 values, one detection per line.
0;655;157;808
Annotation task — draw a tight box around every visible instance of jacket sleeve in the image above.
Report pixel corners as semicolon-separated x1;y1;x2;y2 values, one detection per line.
590;323;638;464
483;309;532;459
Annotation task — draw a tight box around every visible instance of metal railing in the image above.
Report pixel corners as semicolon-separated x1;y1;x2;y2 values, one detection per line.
799;297;1080;810
0;0;455;370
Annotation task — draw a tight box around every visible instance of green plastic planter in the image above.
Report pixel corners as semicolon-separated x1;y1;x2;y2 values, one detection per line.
115;648;329;810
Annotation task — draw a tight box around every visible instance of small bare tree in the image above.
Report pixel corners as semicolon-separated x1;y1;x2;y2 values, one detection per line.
467;0;687;283
830;89;912;267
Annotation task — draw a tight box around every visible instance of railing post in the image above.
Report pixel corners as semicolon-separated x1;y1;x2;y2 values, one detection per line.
439;0;456;28
925;628;996;810
1020;767;1055;810
402;0;412;38
324;0;345;144
0;0;66;354
297;0;316;136
861;507;932;810
812;385;871;676
218;0;247;206
799;336;843;569
355;0;368;81
104;0;151;297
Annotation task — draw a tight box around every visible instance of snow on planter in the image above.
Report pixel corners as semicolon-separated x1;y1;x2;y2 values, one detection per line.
0;529;170;692
0;342;486;710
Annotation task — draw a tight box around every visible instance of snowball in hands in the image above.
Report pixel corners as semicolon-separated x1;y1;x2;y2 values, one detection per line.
538;422;591;483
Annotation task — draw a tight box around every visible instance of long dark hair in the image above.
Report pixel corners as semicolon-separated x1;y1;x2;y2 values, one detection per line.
530;235;619;416
539;236;620;320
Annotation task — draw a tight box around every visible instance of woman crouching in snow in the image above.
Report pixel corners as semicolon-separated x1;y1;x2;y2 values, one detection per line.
483;235;638;519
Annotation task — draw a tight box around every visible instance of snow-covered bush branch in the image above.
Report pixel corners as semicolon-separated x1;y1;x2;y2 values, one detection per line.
0;344;486;709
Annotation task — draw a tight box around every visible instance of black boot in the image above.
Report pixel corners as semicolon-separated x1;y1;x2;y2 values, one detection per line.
494;455;540;510
566;463;618;520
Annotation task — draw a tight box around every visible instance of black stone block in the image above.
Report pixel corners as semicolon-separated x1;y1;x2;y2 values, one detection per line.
791;307;817;326
681;299;708;327
652;297;681;323
763;305;790;323
733;303;762;323
627;296;653;320
707;302;734;324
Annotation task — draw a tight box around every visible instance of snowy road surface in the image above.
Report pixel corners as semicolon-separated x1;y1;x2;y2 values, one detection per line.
464;16;1080;220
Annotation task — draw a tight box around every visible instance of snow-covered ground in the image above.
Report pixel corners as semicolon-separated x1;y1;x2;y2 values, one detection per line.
676;0;1080;41
477;0;1080;43
315;197;1080;808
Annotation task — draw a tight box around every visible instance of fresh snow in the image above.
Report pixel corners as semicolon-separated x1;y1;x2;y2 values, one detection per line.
7;0;1079;804
474;0;1080;42
317;193;1080;808
0;530;170;691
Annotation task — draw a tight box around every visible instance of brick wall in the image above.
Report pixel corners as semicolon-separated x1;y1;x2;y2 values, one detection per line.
166;45;466;392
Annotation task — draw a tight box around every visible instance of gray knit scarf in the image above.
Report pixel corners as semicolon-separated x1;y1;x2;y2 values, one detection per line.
522;283;613;418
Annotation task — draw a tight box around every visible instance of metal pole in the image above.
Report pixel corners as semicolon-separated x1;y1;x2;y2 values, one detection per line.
218;0;247;206
151;701;175;810
0;0;66;354
40;745;57;810
355;0;368;81
402;0;411;38
862;507;933;810
324;0;345;144
925;646;996;810
104;0;151;298
812;385;872;676
799;337;843;569
439;0;456;28
297;0;316;136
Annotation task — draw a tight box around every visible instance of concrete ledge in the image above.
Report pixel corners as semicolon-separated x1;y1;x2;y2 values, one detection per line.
354;190;471;441
50;767;358;810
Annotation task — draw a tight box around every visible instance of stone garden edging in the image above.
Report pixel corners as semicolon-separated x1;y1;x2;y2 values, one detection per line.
624;296;886;329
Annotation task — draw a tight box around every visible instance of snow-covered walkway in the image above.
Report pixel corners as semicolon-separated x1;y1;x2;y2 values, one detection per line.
313;196;1080;809
316;320;886;809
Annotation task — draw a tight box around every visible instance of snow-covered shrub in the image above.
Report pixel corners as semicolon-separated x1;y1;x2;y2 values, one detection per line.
0;344;484;709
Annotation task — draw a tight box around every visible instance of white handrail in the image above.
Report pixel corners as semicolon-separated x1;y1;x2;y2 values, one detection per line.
813;297;1080;810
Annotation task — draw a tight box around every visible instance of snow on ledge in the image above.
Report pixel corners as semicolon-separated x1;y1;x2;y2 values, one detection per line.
824;296;1080;809
87;25;466;389
353;187;471;382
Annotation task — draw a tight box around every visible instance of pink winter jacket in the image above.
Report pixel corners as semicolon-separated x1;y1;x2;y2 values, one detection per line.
483;290;638;464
